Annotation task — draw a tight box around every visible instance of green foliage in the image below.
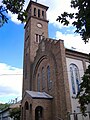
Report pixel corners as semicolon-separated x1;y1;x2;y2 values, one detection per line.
77;54;90;115
0;0;27;27
0;5;8;27
56;0;90;43
9;107;21;120
2;0;25;14
0;103;10;110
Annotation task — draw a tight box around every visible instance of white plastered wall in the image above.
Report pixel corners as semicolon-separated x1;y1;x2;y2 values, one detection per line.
66;57;84;113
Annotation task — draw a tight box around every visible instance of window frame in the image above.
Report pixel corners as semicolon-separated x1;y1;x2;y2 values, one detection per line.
34;8;36;16
47;65;52;90
42;67;45;90
38;9;40;18
70;63;80;95
37;73;40;91
42;10;44;18
35;34;39;43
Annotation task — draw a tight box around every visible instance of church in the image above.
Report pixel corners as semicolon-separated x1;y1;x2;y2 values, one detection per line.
21;1;90;120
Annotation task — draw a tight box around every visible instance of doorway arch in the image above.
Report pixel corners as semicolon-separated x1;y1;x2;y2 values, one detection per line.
35;106;43;120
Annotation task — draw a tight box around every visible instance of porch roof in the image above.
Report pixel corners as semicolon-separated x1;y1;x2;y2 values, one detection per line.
26;90;53;99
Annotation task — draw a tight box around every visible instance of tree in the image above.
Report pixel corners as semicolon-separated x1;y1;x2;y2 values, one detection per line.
9;107;21;120
77;54;90;115
56;0;90;43
0;103;10;110
0;0;27;27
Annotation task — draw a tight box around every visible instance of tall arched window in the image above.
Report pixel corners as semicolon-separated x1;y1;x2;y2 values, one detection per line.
42;67;45;90
37;74;40;91
75;67;80;92
70;66;76;94
47;66;51;90
70;64;80;95
34;8;36;16
25;101;29;110
38;9;40;18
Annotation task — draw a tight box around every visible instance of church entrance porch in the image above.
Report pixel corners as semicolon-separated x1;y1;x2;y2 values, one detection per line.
21;90;53;120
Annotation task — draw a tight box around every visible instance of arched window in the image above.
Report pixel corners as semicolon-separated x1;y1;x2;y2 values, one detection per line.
75;67;80;92
25;101;29;110
34;8;36;16
37;74;40;91
38;9;40;18
70;66;76;94
70;64;80;95
42;11;44;18
42;67;45;90
47;66;51;90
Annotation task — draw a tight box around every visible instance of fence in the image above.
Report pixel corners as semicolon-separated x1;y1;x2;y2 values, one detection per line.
67;111;90;120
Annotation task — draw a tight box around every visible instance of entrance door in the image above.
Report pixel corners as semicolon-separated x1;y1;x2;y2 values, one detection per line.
35;106;43;120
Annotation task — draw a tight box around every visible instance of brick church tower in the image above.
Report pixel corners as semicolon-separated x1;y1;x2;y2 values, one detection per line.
21;1;71;120
21;1;90;120
22;0;49;95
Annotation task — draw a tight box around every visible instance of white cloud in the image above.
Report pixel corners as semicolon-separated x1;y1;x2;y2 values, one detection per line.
8;11;21;24
6;0;74;26
37;0;76;28
0;0;3;4
0;63;23;103
55;31;90;54
0;0;21;24
24;0;30;9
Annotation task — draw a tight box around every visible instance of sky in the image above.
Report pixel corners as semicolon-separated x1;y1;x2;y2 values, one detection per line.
0;0;90;104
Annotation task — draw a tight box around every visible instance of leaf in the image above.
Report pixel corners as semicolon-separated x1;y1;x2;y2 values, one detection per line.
56;0;90;42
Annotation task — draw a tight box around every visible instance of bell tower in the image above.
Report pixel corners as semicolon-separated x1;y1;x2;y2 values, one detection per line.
22;0;49;95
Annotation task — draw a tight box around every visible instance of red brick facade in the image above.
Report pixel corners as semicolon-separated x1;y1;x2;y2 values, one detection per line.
21;1;89;120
